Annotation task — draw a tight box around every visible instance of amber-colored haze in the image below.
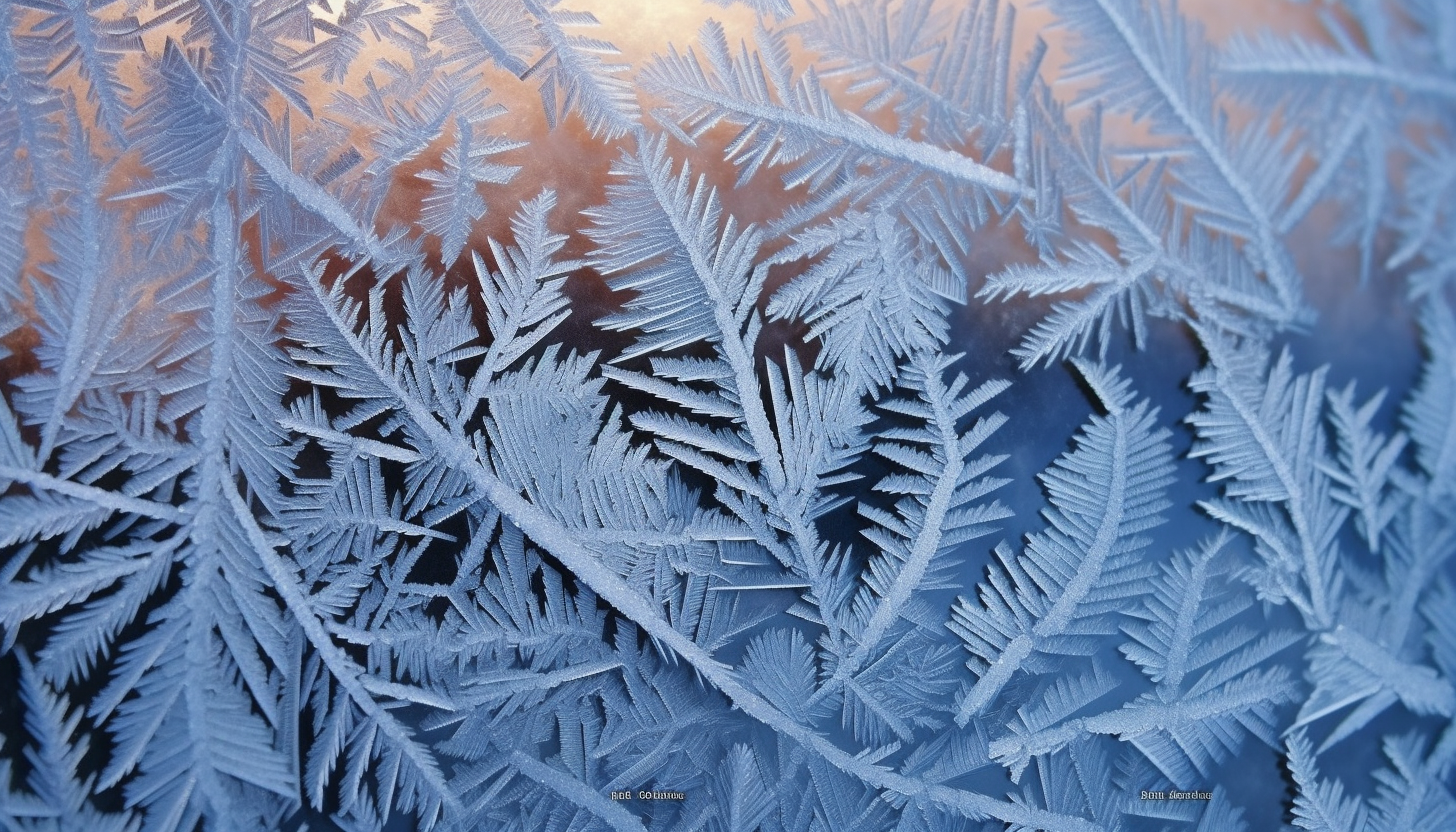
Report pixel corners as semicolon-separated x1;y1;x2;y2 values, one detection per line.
0;0;1360;390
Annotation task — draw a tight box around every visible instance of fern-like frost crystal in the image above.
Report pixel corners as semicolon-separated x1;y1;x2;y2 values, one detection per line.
0;0;1453;830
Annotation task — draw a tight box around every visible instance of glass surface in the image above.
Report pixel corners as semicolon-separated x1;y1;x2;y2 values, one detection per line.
0;1;1453;830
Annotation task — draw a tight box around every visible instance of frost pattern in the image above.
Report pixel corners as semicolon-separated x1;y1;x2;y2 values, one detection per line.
0;0;1453;831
